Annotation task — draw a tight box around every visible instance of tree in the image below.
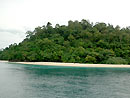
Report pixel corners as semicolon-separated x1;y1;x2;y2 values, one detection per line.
1;19;130;64
26;31;34;38
85;55;96;63
105;57;128;64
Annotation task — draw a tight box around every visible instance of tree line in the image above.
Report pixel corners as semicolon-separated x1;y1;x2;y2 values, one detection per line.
0;19;130;64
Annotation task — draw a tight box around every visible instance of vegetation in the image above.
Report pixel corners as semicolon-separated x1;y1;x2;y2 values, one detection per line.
0;19;130;64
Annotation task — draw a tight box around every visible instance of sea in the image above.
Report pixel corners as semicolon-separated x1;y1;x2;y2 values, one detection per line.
0;62;130;98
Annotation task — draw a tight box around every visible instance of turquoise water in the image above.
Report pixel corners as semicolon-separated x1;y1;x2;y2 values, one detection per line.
0;62;130;98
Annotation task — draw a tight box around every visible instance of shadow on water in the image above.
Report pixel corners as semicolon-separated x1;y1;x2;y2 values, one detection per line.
1;62;130;98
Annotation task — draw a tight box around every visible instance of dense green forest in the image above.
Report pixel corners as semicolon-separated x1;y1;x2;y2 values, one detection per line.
0;19;130;64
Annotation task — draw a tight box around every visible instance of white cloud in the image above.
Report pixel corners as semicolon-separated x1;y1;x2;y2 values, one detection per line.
0;31;24;49
0;0;130;48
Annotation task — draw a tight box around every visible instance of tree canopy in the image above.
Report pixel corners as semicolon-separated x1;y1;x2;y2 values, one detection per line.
0;19;130;64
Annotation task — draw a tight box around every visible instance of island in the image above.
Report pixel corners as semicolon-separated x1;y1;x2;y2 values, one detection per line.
0;19;130;65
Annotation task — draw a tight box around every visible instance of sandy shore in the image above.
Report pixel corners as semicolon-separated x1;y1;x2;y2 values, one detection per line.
0;60;8;63
10;62;130;68
0;60;130;68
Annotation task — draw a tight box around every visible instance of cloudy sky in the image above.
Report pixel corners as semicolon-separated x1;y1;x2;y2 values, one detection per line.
0;0;130;49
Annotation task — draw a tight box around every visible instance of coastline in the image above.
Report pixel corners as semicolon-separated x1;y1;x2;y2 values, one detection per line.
9;61;130;68
0;60;130;68
0;60;8;63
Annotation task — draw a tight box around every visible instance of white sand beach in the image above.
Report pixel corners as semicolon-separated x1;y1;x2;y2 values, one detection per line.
0;60;8;63
10;61;130;68
0;60;130;68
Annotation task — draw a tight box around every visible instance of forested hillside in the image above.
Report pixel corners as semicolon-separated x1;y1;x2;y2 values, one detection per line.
0;19;130;64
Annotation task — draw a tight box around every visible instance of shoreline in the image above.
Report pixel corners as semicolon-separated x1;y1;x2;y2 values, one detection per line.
9;61;130;68
0;60;8;63
0;60;130;68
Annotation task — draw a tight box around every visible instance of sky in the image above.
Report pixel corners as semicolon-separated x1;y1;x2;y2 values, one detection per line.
0;0;130;49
